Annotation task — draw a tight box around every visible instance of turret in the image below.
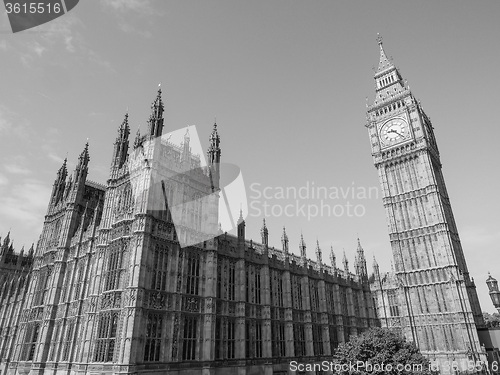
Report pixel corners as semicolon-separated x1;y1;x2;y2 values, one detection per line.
354;238;368;279
281;226;289;256
330;245;336;269
299;233;306;260
237;209;245;242
147;85;164;138
373;255;380;281
207;121;221;190
74;142;90;187
182;129;191;166
51;158;67;205
112;112;130;169
343;250;349;273
260;218;268;247
1;232;10;254
315;240;323;270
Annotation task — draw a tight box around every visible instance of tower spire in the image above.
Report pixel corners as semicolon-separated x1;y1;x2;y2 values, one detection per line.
330;245;336;269
113;112;130;169
208;120;221;190
281;226;289;254
260;218;268;246
343;250;349;273
299;233;306;259
355;238;367;278
376;33;393;73
315;239;322;266
148;85;164;138
373;34;406;102
73;141;90;188
52;158;67;205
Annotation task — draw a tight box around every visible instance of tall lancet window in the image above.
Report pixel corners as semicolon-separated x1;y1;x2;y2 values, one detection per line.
94;312;118;362
104;243;123;291
182;315;197;360
144;313;163;361
151;245;168;291
185;253;200;295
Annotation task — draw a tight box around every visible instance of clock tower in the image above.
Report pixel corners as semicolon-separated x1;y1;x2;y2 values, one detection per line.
366;35;485;366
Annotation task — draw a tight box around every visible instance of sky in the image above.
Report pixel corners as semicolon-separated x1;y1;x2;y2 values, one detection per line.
0;0;499;312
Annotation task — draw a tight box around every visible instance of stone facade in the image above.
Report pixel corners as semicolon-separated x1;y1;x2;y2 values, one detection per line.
366;35;486;368
0;235;34;366
0;88;378;375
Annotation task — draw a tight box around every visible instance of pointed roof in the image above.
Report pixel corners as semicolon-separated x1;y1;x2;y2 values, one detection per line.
376;33;394;74
119;112;130;136
3;231;10;247
210;121;220;143
58;158;68;176
77;141;90;168
299;233;306;248
315;239;322;263
260;218;268;233
152;84;164;111
343;250;349;270
281;225;288;242
237;207;244;225
330;245;337;268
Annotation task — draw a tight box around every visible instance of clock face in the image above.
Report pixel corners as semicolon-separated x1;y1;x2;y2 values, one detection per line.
379;118;411;147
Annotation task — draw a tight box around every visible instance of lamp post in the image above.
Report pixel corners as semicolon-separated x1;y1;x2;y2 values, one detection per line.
486;273;500;314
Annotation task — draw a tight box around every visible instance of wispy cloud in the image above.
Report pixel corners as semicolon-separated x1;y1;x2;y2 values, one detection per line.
0;178;50;231
100;0;154;15
0;106;12;132
99;0;158;37
4;164;31;175
0;173;8;186
38;14;81;53
0;105;32;137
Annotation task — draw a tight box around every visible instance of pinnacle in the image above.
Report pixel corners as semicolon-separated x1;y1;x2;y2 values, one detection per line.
376;33;394;73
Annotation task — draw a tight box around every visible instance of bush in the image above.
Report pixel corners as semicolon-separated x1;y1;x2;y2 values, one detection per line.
333;327;436;374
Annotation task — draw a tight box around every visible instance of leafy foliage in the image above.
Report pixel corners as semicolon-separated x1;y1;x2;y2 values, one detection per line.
333;327;436;374
483;312;500;328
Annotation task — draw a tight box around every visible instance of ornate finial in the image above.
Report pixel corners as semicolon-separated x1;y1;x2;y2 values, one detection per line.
376;33;383;45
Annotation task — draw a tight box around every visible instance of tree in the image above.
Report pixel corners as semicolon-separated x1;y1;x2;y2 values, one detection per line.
483;311;500;328
333;327;436;374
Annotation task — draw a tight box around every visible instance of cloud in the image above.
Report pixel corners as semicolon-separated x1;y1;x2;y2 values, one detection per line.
100;0;158;37
0;105;32;137
100;0;154;15
0;178;51;230
0;107;12;132
0;173;8;186
4;164;31;175
29;41;46;57
0;40;7;51
38;14;81;53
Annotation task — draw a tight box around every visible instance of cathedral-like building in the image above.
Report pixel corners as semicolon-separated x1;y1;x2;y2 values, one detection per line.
0;38;488;375
0;87;378;375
